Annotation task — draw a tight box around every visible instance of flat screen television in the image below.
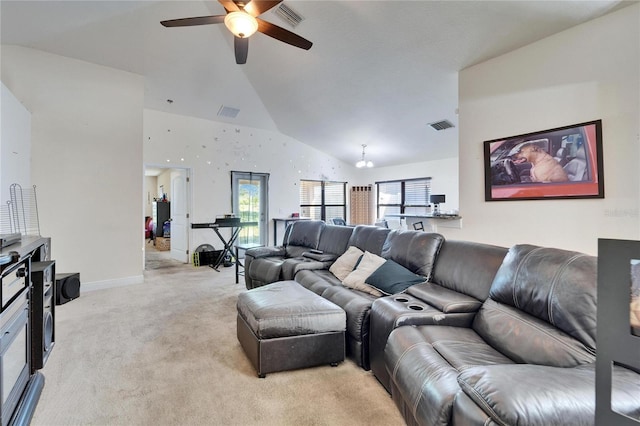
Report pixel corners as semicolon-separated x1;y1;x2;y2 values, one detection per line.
429;194;446;205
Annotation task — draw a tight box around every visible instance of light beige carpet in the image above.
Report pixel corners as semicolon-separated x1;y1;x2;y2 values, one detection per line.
32;257;405;425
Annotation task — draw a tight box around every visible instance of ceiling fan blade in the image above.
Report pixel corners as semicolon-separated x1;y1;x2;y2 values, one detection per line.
256;18;312;50
161;15;225;27
234;36;249;64
218;0;240;13
243;1;282;17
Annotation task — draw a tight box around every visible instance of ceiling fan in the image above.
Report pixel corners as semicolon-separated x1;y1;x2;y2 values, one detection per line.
161;0;313;64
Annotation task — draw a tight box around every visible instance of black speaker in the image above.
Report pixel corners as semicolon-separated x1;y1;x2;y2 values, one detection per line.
31;261;56;372
55;272;80;305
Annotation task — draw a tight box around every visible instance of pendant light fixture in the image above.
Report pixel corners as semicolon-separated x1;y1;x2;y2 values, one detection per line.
356;144;374;168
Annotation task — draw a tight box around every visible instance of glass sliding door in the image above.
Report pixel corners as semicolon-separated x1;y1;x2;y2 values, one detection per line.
231;171;269;246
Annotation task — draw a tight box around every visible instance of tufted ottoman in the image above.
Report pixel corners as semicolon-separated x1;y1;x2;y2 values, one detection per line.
237;280;346;378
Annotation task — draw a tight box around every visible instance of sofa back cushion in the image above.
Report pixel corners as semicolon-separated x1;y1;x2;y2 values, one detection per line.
348;225;391;255
317;224;354;255
473;244;597;367
284;220;325;257
380;230;444;281
431;240;508;301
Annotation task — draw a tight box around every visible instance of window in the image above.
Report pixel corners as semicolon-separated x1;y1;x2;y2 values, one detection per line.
300;180;346;221
376;177;432;219
231;171;269;245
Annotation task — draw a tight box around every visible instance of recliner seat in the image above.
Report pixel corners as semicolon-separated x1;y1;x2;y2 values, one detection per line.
384;244;608;426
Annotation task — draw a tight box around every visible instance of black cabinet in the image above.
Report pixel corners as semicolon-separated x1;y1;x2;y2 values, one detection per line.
0;236;50;425
152;202;170;238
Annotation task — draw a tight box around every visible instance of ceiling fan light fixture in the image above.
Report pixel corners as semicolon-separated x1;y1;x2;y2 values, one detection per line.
224;11;258;38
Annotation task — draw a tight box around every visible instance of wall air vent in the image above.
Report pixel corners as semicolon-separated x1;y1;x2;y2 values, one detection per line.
275;2;305;28
217;105;240;119
428;120;455;131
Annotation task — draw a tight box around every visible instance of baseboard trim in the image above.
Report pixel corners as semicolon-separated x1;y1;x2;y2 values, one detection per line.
82;275;144;292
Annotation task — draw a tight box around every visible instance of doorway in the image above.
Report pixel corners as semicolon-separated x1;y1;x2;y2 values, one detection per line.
144;166;191;269
231;171;269;246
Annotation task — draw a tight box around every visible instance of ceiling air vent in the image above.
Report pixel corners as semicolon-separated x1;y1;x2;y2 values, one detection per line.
217;105;240;119
275;3;305;28
428;119;455;131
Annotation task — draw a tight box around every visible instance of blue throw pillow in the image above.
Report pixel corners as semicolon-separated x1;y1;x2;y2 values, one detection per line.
365;259;425;295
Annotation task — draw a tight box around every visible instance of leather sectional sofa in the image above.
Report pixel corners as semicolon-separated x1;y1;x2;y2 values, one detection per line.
242;220;640;425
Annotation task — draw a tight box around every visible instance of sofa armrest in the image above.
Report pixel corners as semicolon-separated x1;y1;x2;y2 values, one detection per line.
457;364;598;425
406;282;483;313
281;257;330;280
302;251;338;263
246;246;285;259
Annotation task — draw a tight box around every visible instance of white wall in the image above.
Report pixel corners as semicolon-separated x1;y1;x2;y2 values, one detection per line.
1;46;144;285
0;82;31;209
456;5;640;255
143;109;358;253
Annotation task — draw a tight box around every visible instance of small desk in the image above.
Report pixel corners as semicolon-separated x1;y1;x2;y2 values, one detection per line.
191;222;258;271
235;243;263;284
271;217;311;246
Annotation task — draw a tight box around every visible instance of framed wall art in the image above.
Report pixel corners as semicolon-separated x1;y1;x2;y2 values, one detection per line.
484;120;604;201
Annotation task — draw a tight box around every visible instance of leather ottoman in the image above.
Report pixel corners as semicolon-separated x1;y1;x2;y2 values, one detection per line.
237;280;346;377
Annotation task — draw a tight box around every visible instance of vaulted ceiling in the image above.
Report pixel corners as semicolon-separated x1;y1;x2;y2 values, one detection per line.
1;1;634;167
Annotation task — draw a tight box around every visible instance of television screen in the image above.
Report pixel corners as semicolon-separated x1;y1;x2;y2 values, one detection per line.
430;194;445;204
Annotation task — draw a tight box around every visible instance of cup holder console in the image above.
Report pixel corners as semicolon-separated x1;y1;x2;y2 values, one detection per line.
391;295;426;311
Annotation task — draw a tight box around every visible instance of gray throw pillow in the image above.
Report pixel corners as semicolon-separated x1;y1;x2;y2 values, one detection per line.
365;259;425;295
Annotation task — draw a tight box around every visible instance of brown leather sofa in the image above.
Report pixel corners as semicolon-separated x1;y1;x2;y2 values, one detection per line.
369;239;509;392
242;224;640;425
243;220;339;288
244;221;444;368
383;244;640;425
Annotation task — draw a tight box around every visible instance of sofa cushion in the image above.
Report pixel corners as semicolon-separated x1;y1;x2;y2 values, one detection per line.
473;299;596;367
317;224;354;255
385;325;512;426
381;230;444;280
488;244;597;350
347;225;391;255
365;259;425;295
457;364;597;426
329;246;364;281
284;220;325;257
473;244;597;367
431;240;508;301
295;269;342;295
342;251;386;297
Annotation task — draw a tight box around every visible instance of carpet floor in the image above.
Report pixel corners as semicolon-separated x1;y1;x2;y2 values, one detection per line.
31;256;405;425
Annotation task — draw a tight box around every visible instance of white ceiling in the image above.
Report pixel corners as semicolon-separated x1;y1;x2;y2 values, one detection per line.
1;0;635;167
